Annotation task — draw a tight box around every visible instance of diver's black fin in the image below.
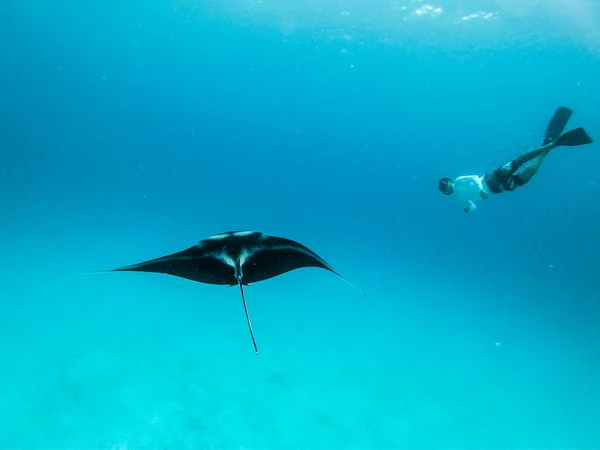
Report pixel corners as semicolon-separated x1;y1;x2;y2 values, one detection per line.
543;106;573;145
554;127;594;147
239;282;259;358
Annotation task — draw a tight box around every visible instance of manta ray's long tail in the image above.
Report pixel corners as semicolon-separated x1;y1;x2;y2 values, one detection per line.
238;282;260;358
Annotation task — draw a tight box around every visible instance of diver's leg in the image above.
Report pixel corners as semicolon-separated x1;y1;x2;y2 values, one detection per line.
485;149;545;192
488;153;546;191
507;147;550;174
484;166;515;193
512;155;545;187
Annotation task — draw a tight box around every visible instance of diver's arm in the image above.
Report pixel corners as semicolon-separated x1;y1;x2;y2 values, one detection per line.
464;200;477;213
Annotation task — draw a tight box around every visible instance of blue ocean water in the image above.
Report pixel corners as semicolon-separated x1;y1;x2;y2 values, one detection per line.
1;0;600;448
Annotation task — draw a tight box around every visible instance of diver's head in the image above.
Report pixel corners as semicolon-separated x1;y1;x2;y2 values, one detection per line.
438;177;454;195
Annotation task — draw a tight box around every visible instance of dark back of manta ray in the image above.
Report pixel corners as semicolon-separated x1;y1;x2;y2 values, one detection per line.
242;246;332;285
230;234;334;285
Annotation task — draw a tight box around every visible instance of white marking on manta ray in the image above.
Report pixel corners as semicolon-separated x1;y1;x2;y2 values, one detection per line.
204;233;231;241
238;248;253;268
215;252;237;273
236;249;253;280
204;230;257;241
232;231;257;237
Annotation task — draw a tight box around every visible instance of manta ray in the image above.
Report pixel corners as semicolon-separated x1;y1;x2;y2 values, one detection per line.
87;230;364;357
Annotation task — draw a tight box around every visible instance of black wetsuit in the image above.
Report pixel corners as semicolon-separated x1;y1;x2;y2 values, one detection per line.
484;147;550;194
484;106;594;194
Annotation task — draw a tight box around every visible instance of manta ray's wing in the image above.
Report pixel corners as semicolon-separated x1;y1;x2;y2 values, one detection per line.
241;236;366;295
110;245;236;286
241;236;337;282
